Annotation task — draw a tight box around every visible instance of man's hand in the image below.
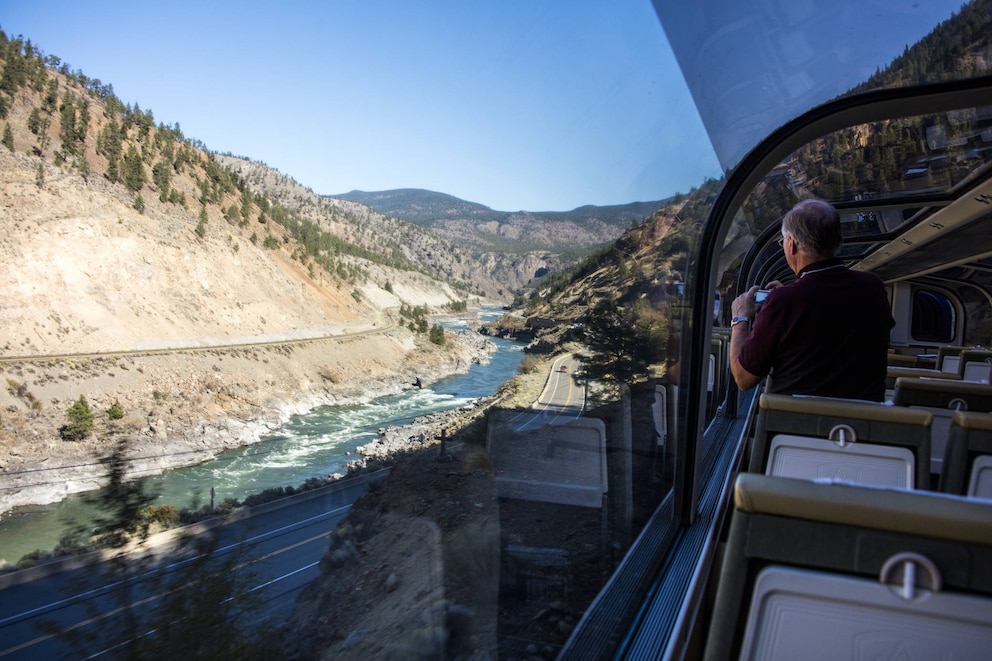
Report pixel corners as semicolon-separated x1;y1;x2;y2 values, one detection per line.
732;285;761;319
730;285;762;390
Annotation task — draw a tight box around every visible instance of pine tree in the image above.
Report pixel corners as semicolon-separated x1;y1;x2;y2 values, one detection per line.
75;96;89;145
59;436;270;659
27;107;43;134
579;298;664;385
59;91;78;156
123;144;146;192
0;36;27;95
195;207;208;239
153;159;172;201
61;395;95;441
97;119;123;182
2;123;12;151
42;77;58;112
240;188;253;222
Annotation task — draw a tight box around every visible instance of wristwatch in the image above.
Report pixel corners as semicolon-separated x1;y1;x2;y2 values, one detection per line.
731;315;750;328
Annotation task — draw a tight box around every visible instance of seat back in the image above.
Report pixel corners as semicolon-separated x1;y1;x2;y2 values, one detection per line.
884;366;959;392
960;349;992;383
750;394;932;488
765;433;914;488
939;410;992;496
937;345;966;373
703;474;992;661
970;455;992;498
887;352;917;367
893;378;992;475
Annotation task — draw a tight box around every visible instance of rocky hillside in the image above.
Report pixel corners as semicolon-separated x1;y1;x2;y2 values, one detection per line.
0;33;502;517
332;188;669;291
475;179;721;382
0;34;491;358
1;148;358;356
215;157;509;300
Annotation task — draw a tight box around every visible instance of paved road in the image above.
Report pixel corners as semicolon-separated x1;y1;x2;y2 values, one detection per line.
509;353;586;431
0;353;572;658
0;474;378;659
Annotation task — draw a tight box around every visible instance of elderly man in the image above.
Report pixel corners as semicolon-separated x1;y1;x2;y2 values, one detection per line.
729;199;894;401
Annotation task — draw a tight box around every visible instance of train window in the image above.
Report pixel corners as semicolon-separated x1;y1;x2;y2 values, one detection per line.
962;286;992;347
911;289;956;343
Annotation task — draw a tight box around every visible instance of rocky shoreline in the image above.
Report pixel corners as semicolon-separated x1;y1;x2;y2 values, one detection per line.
356;396;496;464
0;326;499;515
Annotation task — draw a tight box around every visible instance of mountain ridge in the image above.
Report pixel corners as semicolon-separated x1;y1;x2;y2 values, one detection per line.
330;188;669;290
334;187;667;217
0;33;507;518
331;187;666;232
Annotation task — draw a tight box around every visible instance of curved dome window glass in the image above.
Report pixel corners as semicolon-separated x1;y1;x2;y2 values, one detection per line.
911;289;956;343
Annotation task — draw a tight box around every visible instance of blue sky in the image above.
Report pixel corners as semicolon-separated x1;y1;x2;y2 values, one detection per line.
0;1;722;212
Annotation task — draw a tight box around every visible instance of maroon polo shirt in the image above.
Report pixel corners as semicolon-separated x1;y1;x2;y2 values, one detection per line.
738;258;895;401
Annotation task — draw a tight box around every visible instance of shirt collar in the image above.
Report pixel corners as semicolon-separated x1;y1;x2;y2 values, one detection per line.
798;257;845;279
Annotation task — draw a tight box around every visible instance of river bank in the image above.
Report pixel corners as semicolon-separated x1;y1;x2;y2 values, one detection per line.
0;325;497;514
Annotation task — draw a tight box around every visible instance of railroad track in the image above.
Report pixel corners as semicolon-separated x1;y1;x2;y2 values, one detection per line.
0;320;397;365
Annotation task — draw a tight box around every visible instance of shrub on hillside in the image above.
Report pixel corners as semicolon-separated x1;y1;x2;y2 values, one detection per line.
60;395;94;441
429;324;446;345
518;355;540;374
141;503;180;528
107;399;125;420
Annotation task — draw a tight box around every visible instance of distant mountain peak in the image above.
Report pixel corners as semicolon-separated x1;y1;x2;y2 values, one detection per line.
326;188;669;293
328;188;668;230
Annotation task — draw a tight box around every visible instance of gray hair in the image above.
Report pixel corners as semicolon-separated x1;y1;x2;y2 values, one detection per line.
782;199;842;257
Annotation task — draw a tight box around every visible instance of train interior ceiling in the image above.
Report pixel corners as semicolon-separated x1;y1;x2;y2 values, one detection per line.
729;94;992;349
5;3;992;661
581;3;992;660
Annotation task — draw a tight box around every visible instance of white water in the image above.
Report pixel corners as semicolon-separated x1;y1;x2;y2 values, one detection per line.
0;315;522;564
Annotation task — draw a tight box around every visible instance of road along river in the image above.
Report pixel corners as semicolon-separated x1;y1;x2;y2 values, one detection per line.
0;326;525;565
